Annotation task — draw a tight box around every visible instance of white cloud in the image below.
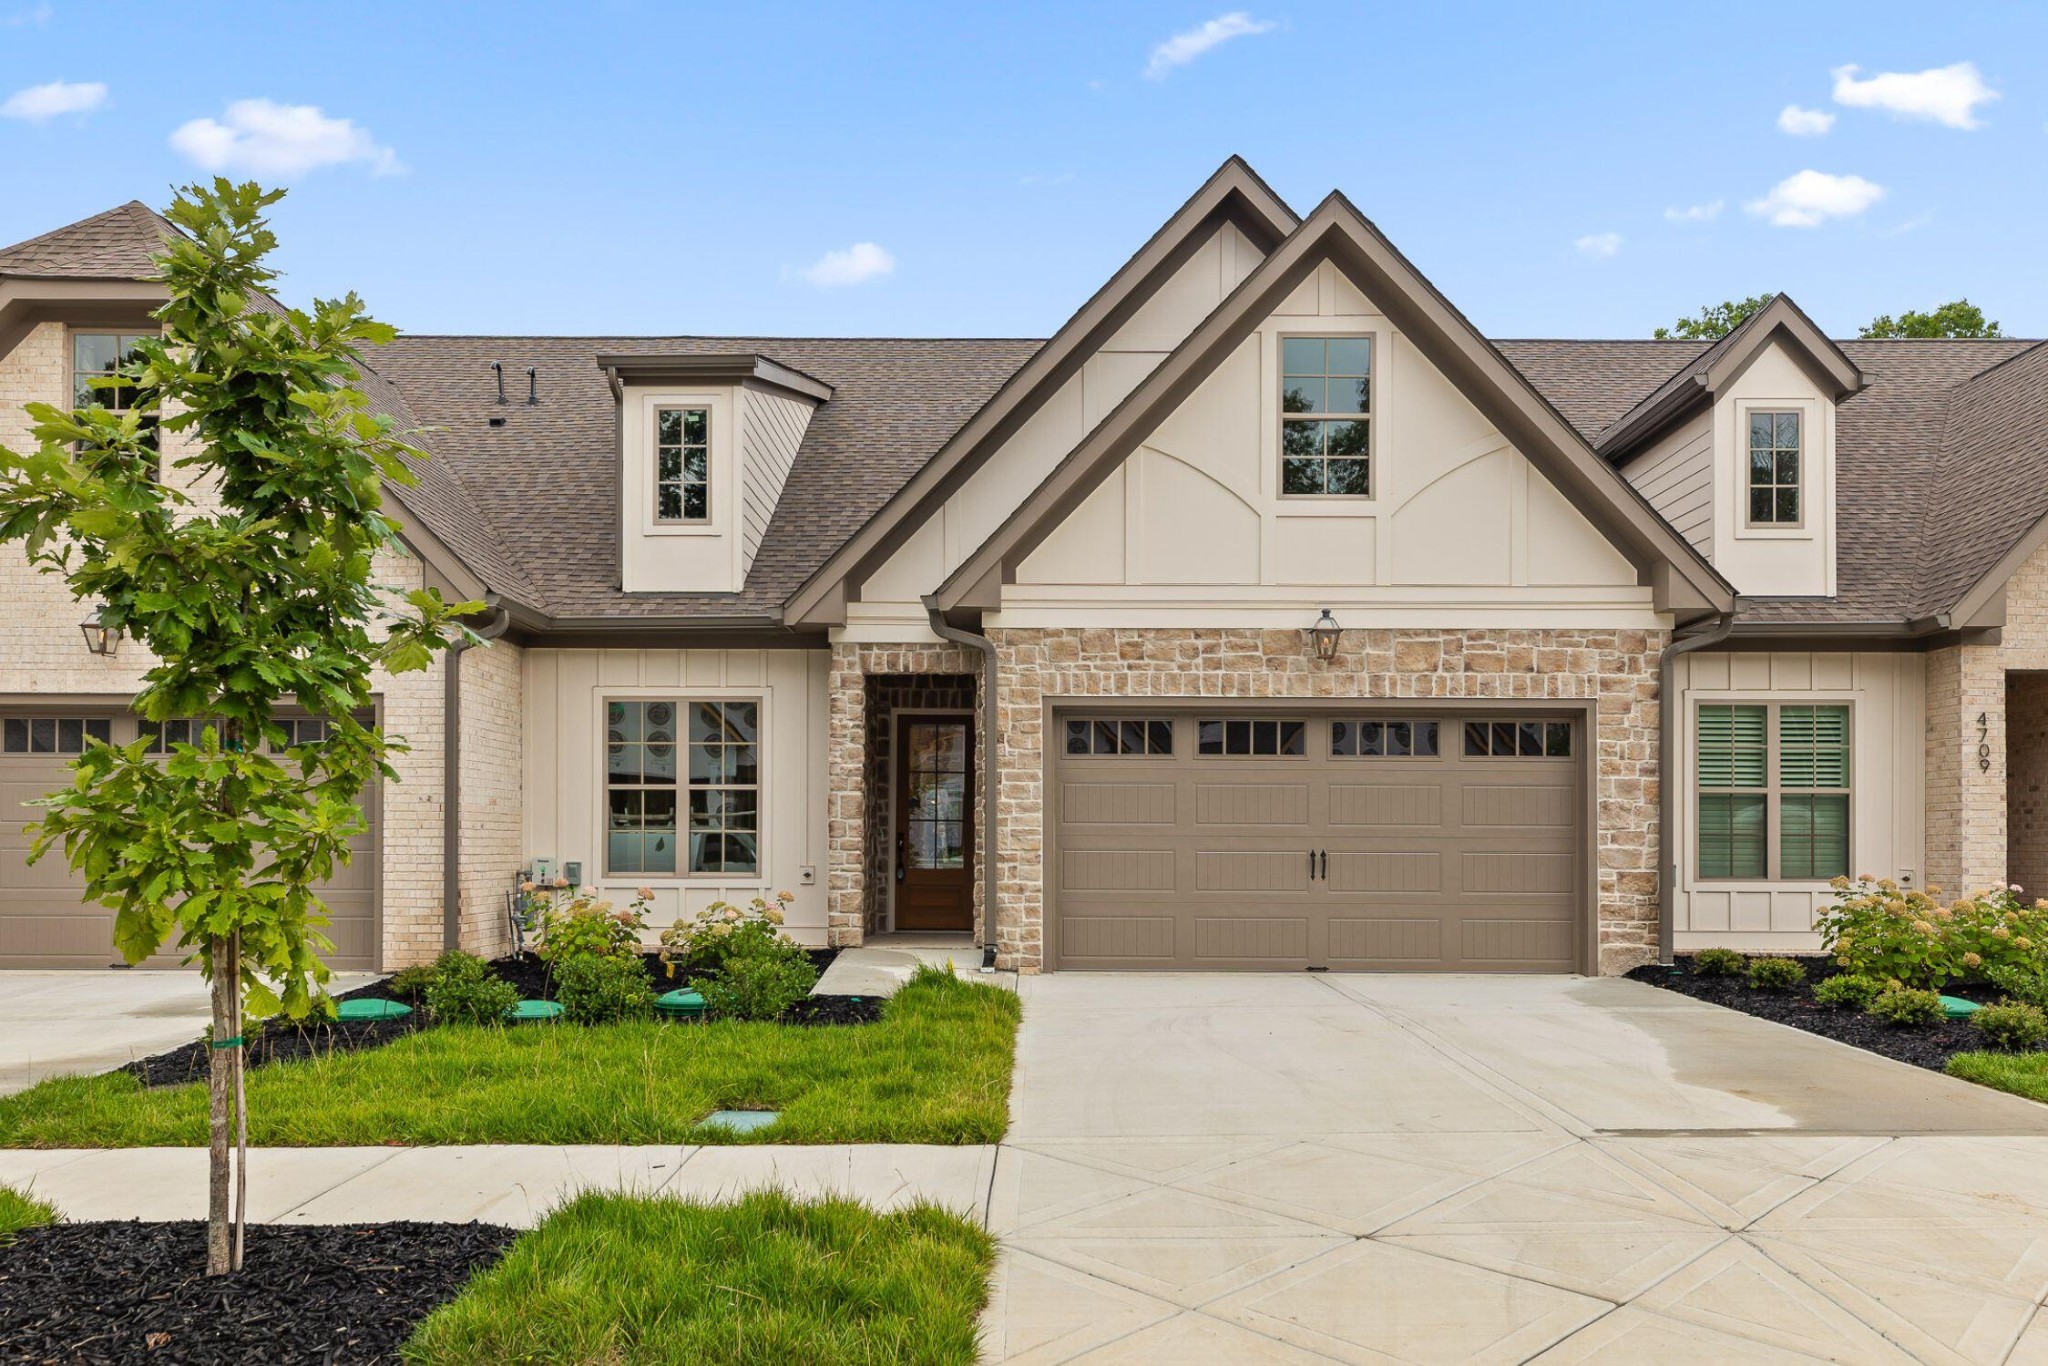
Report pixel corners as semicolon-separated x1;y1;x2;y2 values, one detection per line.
1745;170;1885;228
1;79;107;122
1574;232;1622;260
1831;62;1998;129
1663;200;1724;223
796;242;895;288
1777;104;1836;136
169;99;400;177
1143;12;1275;80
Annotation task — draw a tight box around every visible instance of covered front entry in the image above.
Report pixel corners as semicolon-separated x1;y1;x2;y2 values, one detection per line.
1048;705;1586;972
894;713;975;931
0;707;382;970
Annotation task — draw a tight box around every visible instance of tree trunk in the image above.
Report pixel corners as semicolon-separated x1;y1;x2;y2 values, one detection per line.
206;935;234;1276
231;930;247;1273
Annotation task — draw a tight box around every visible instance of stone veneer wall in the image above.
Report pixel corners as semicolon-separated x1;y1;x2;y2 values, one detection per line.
861;673;978;935
984;627;1668;975
827;643;987;947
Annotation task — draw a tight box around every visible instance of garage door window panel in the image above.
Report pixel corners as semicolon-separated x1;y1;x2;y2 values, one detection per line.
1331;719;1439;757
1198;718;1306;757
1;717;112;754
1463;720;1571;758
1065;718;1173;756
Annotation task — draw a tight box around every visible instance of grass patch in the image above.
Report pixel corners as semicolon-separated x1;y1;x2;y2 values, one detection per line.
0;968;1018;1148
1946;1050;2048;1102
403;1190;994;1366
0;1184;58;1242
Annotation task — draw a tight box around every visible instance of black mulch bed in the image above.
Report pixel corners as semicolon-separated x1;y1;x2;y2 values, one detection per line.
121;946;879;1088
1627;955;2005;1072
0;1219;513;1365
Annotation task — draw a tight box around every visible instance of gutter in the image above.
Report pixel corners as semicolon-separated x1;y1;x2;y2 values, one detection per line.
923;596;999;962
443;606;514;952
1657;610;1736;965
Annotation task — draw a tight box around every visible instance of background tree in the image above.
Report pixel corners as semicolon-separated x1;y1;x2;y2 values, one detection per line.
1861;299;2003;339
0;181;478;1275
1654;294;1776;341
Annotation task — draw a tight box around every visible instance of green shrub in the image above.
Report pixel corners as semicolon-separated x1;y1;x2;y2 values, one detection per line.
386;962;436;1001
1985;965;2048;1012
1867;986;1945;1027
1691;947;1746;977
555;952;654;1025
1813;973;1884;1010
689;934;819;1023
1745;957;1807;991
1818;877;2048;988
660;892;797;979
536;891;647;970
1972;1001;2048;1051
422;951;519;1026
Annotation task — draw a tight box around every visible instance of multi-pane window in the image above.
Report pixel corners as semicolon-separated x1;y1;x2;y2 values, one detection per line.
654;407;710;522
72;332;159;459
1463;720;1572;758
1331;720;1440;757
1281;336;1371;497
1748;411;1801;526
1198;718;1306;756
1065;718;1173;756
606;699;759;876
2;717;112;754
1696;702;1848;880
141;718;203;754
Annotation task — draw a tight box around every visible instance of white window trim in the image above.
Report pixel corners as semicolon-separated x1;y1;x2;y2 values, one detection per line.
633;390;729;539
1685;692;1854;888
592;686;771;887
1265;325;1384;513
1730;396;1822;542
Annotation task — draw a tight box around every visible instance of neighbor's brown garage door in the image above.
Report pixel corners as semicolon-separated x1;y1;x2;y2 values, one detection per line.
1050;709;1583;972
0;709;380;970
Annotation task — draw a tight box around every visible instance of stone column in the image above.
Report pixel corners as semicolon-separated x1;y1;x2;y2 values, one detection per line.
825;643;868;947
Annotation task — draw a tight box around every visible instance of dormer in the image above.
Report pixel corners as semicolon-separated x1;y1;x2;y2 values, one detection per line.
598;353;832;593
1605;296;1861;599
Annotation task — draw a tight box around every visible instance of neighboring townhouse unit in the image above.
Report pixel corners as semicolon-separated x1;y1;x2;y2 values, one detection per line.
2;159;2044;975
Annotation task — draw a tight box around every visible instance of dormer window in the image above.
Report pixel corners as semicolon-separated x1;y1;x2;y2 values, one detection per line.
1747;410;1801;526
655;406;710;522
1281;336;1372;497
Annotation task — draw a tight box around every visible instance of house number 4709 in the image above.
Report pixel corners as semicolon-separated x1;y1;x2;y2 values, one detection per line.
1979;712;1993;773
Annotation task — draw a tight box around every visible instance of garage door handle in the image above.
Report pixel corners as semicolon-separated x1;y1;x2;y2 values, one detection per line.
1307;850;1316;881
1318;850;1327;881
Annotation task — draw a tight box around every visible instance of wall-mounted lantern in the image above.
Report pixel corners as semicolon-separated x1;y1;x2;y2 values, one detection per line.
1308;608;1341;663
79;608;123;658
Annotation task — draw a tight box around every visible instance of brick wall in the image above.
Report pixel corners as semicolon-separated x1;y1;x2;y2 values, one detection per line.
984;627;1667;975
455;635;523;961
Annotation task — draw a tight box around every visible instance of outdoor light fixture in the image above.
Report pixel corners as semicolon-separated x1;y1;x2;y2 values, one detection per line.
1308;608;1341;662
79;609;122;658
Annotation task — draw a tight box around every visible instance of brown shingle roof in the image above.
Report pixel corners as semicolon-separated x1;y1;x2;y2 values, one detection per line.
0;201;174;280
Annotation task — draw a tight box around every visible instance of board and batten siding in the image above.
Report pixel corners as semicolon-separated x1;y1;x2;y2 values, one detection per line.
1672;650;1924;954
740;388;811;578
1620;410;1713;561
522;647;832;944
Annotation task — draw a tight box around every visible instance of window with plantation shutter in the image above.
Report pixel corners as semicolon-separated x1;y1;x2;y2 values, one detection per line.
1694;701;1850;881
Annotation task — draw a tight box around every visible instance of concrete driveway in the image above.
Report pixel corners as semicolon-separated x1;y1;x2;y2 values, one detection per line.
0;970;379;1096
981;973;2048;1364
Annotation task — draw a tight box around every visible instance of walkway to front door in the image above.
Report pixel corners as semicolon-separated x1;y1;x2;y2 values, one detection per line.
980;973;2048;1362
895;714;974;932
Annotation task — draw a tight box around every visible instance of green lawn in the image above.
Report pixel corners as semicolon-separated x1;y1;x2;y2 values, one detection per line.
403;1190;994;1366
0;968;1019;1148
0;1184;58;1242
1947;1051;2048;1102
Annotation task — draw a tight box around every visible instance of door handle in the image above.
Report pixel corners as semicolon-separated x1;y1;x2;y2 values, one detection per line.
1318;850;1327;881
1307;849;1316;882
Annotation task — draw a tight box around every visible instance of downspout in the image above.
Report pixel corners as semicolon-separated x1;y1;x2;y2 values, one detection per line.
444;605;514;952
1658;610;1736;965
923;595;999;962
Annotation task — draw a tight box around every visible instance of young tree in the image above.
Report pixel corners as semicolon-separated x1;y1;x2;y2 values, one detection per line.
0;181;479;1275
1653;294;1776;341
1861;299;2004;339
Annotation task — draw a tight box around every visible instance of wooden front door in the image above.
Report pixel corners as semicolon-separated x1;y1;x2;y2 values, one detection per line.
894;715;974;931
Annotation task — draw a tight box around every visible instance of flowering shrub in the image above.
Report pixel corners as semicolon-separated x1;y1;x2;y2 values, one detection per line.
530;884;652;969
1817;877;2048;988
658;891;797;980
659;892;816;1021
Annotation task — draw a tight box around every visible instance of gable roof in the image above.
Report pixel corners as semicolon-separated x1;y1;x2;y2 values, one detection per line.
1916;341;2048;624
0;201;175;281
931;192;1735;619
781;156;1300;625
1592;295;1863;461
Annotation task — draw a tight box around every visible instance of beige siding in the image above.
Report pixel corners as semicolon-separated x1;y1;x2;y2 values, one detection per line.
739;387;812;577
1621;410;1713;558
522;646;832;944
1673;650;1924;954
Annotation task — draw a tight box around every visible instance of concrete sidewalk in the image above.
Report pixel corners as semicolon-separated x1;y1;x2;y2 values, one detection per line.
0;1142;999;1228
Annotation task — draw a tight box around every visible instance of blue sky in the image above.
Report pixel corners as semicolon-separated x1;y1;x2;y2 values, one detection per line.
3;1;2044;340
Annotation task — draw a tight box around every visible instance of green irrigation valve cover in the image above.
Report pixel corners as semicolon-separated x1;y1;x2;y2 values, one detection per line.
1940;995;1983;1019
506;999;565;1022
655;989;707;1016
336;998;412;1021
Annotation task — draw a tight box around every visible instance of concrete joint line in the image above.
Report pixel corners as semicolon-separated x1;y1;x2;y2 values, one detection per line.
266;1146;408;1223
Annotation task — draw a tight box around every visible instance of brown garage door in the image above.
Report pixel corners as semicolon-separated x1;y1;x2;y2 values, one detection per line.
1050;709;1584;972
0;709;380;970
